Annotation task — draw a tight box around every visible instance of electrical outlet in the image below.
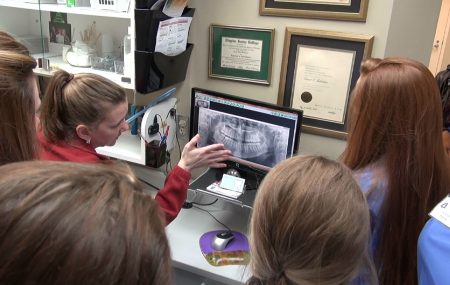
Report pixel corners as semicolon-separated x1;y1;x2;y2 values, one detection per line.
177;115;189;138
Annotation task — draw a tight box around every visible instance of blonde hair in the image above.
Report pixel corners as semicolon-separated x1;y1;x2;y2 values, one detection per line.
40;70;127;142
0;31;38;164
0;160;171;285
248;155;372;285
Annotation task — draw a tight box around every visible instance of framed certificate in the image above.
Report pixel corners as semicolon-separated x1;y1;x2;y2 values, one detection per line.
209;24;275;85
260;0;369;21
278;27;373;139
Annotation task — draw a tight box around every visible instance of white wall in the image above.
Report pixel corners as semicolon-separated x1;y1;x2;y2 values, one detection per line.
171;0;441;160
384;0;441;64
1;0;441;160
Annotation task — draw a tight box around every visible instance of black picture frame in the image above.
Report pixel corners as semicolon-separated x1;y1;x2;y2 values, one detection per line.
260;0;369;22
278;27;373;139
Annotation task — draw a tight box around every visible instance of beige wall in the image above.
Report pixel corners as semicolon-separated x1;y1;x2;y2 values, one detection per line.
385;0;441;63
173;0;440;160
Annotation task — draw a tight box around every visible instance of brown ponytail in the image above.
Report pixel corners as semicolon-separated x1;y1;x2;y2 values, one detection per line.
40;70;127;142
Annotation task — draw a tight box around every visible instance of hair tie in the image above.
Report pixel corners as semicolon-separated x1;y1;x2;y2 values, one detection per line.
62;73;74;89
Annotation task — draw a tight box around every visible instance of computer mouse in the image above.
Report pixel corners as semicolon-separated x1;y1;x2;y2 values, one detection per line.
211;231;235;251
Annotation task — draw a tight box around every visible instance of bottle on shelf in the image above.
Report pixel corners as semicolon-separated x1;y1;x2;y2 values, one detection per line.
123;26;132;78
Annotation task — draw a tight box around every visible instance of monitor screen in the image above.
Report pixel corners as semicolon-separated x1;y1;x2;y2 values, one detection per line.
190;88;303;171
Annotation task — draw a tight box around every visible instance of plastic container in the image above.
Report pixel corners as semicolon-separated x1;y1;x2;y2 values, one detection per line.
67;0;90;7
123;26;132;77
114;60;124;74
90;56;115;72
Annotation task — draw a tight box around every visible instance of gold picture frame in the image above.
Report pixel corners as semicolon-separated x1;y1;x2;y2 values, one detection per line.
260;0;369;22
278;27;373;139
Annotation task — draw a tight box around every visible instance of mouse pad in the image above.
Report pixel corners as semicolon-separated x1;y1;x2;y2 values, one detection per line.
199;230;250;266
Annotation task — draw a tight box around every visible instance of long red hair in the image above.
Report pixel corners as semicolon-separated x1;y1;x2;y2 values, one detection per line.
342;57;450;285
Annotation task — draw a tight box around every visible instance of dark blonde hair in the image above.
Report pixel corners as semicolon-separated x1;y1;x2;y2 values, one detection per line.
40;70;127;142
248;155;372;285
342;57;450;285
0;31;38;165
0;161;171;285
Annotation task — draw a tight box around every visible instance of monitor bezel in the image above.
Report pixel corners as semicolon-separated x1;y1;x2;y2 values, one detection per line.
189;87;303;167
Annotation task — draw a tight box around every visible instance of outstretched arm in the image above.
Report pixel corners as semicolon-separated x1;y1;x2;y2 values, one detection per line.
178;134;232;171
155;134;231;225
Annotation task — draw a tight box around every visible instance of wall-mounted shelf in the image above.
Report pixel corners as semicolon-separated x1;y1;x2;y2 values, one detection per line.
0;1;188;166
35;55;134;90
0;0;131;19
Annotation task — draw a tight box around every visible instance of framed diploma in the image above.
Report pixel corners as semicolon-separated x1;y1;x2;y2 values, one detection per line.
259;0;369;22
278;27;373;139
209;24;275;85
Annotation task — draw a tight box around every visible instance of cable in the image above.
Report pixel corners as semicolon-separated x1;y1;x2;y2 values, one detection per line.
165;151;173;172
192;198;218;206
138;177;160;191
164;151;170;175
174;113;182;159
156;114;165;133
193;205;231;231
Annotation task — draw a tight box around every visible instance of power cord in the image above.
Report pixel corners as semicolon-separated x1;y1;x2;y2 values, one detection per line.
174;112;182;159
192;198;218;206
164;151;173;175
193;205;231;232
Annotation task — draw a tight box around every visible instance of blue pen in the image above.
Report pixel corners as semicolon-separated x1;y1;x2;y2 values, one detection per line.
126;87;176;124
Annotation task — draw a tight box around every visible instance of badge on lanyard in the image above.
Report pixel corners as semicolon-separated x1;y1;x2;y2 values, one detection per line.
429;195;450;229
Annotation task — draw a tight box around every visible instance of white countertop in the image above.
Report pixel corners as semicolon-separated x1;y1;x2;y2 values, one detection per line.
166;200;252;285
130;163;252;284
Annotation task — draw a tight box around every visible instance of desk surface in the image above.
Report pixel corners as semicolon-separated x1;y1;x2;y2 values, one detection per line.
131;163;253;285
166;201;252;285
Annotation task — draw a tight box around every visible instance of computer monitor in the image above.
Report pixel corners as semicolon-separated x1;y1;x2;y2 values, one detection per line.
190;88;303;172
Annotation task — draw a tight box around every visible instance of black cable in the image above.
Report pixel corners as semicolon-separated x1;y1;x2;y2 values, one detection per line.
193;205;231;231
164;107;172;120
165;151;170;175
192;198;218;206
174;113;182;159
138;177;160;191
168;153;173;171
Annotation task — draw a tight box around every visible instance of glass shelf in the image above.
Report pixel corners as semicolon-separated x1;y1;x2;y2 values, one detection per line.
0;0;131;19
34;55;134;90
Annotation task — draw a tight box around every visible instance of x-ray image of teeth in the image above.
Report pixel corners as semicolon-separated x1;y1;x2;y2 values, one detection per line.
198;108;290;167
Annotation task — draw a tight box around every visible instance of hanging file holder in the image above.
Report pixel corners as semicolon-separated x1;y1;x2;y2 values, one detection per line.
135;44;193;93
134;8;195;93
135;8;195;52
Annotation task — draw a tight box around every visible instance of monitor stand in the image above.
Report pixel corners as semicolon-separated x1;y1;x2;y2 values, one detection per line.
189;162;266;208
